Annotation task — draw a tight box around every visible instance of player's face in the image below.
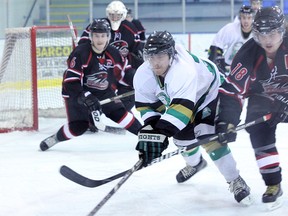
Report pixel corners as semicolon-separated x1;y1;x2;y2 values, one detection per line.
257;30;283;57
108;13;123;22
251;1;261;11
91;32;109;53
240;14;253;32
146;52;170;76
126;14;133;22
108;13;123;30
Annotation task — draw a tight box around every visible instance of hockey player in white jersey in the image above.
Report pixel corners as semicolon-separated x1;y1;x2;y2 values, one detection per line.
233;0;262;22
208;5;254;75
133;31;253;205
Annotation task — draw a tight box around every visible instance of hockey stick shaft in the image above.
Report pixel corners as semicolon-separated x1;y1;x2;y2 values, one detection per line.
99;90;134;105
60;113;271;188
87;159;143;216
151;112;272;164
66;14;78;47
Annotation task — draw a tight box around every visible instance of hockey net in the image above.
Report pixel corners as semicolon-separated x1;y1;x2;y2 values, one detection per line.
0;26;76;132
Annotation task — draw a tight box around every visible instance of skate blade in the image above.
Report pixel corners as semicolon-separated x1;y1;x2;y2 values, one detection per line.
265;197;283;211
240;195;254;206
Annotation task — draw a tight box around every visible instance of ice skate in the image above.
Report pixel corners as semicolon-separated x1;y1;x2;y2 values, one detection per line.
176;156;207;183
40;134;59;151
229;175;253;206
262;184;283;211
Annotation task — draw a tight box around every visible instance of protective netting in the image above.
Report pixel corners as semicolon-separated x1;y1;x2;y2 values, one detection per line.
0;26;74;132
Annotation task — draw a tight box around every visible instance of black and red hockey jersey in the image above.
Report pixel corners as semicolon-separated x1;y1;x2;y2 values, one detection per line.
131;19;146;42
218;37;288;125
62;42;134;100
78;19;143;69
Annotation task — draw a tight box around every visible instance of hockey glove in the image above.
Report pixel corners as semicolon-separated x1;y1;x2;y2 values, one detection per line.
215;56;228;76
78;91;101;112
268;100;288;127
216;122;237;145
136;125;169;167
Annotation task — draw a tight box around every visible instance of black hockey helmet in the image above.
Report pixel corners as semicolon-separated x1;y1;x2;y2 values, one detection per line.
239;5;254;15
253;6;285;34
144;31;175;57
90;19;111;35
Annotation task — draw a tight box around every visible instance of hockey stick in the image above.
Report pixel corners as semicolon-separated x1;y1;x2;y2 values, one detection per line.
66;14;78;47
89;90;135;134
87;159;143;216
99;90;135;105
89;110;126;135
60;113;272;188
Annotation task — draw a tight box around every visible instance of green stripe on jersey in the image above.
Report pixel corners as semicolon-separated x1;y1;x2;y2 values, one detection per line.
166;104;192;125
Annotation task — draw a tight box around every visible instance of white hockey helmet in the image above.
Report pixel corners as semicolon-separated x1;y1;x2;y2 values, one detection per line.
106;1;127;31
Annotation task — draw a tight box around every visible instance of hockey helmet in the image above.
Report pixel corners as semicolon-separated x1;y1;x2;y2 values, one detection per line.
90;19;111;35
239;5;254;16
89;19;111;52
106;1;127;31
253;6;285;34
143;31;175;58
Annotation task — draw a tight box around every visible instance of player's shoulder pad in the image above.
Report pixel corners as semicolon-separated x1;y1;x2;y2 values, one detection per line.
105;45;123;60
121;19;138;33
72;43;91;58
233;38;258;60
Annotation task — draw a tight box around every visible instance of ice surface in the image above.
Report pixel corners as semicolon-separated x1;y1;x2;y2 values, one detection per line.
0;115;287;216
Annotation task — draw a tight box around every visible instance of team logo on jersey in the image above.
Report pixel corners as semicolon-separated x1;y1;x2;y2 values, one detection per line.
85;71;109;90
202;107;212;119
98;61;112;71
157;92;170;106
260;66;288;95
229;42;243;61
114;32;121;41
110;40;129;57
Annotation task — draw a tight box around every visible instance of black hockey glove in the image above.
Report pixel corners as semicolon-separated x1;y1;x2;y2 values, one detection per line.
208;46;227;74
216;122;237;145
268;100;288;127
78;91;101;112
215;56;228;76
136;125;169;167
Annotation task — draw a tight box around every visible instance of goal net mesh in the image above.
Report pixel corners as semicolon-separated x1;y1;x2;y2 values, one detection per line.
0;26;74;132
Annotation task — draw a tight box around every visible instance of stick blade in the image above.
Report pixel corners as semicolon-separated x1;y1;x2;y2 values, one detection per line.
60;165;100;188
104;126;126;135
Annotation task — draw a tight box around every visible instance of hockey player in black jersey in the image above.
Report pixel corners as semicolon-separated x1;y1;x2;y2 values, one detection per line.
78;1;143;114
78;1;143;70
216;6;288;210
126;8;146;44
40;19;142;151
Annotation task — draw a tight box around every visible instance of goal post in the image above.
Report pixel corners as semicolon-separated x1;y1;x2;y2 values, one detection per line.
0;25;77;132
